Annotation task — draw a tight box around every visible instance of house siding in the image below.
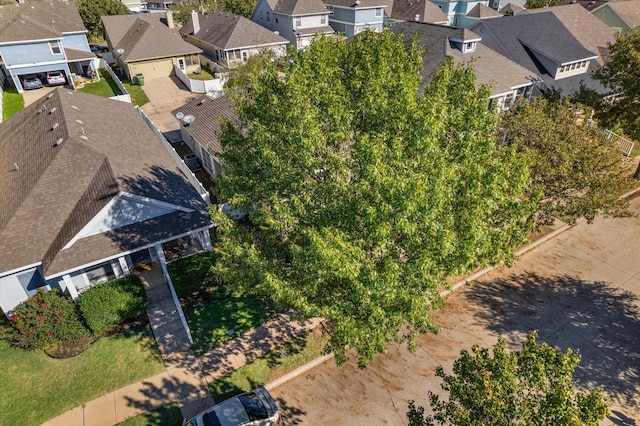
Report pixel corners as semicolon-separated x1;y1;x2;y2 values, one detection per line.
0;41;64;67
0;268;47;314
62;33;91;52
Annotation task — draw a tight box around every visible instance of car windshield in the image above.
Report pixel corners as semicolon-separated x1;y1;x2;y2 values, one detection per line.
202;411;222;426
238;392;268;421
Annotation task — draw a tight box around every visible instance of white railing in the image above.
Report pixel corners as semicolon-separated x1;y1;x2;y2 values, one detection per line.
155;245;193;344
596;126;635;156
136;106;211;205
173;64;226;94
99;59;132;103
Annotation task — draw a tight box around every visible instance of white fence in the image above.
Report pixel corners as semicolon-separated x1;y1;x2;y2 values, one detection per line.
99;59;132;103
593;124;635;156
173;64;226;94
136;106;211;205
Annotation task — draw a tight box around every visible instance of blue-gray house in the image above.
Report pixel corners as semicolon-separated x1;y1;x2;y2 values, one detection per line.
324;0;387;37
0;0;97;93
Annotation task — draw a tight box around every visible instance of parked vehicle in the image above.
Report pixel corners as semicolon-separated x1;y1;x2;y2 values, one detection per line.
22;76;43;90
184;387;280;426
46;71;66;86
90;44;108;53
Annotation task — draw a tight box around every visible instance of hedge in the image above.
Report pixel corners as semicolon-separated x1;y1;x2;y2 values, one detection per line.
78;276;146;334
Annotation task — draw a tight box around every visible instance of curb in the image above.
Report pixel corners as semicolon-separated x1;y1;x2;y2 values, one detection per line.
265;353;335;391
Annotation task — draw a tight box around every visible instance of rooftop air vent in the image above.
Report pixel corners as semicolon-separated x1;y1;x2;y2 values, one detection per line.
49;107;57;114
51;123;59;130
75;119;83;125
71;105;78;110
79;135;88;141
54;138;64;146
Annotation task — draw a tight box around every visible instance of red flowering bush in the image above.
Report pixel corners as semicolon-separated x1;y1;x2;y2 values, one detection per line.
8;289;90;350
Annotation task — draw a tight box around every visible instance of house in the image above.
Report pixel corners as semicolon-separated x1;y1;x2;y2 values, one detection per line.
591;0;640;35
528;4;617;65
470;12;609;96
429;0;496;27
119;0;147;13
102;12;202;82
462;3;502;27
251;0;334;49
0;0;97;93
0;88;213;315
145;0;175;11
498;3;525;16
392;21;535;110
387;0;449;24
172;95;238;178
323;0;387;37
180;11;289;68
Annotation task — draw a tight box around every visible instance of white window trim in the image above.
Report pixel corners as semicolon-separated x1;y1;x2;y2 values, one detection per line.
49;40;62;55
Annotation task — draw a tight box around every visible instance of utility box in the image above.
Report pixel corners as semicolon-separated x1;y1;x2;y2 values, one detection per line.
135;73;144;86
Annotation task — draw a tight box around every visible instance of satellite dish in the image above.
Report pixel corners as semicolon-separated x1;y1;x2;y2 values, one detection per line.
183;115;195;124
116;48;125;54
175;111;185;120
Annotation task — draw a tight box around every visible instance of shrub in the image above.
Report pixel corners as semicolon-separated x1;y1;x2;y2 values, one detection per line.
78;275;146;334
8;289;90;350
167;252;219;298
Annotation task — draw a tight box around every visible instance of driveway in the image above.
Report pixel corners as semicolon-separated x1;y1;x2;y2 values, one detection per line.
139;76;198;138
22;85;57;107
271;196;640;425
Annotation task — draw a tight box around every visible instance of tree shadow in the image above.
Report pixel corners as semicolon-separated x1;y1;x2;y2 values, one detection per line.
274;396;308;425
464;271;640;415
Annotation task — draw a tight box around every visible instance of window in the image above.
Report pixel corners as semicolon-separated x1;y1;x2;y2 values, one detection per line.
85;263;115;285
276;16;278;23
327;5;333;15
260;10;263;19
295;16;301;27
375;8;382;17
267;11;270;21
321;15;326;24
570;63;576;70
581;61;587;68
49;40;62;55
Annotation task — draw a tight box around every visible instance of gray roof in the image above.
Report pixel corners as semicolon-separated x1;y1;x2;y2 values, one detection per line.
388;0;449;22
471;12;597;73
172;95;238;159
181;12;289;49
392;21;533;94
102;13;201;62
0;88;210;277
0;0;86;43
324;0;387;7
64;47;95;61
538;60;611;95
265;0;329;15
466;3;502;18
529;4;616;65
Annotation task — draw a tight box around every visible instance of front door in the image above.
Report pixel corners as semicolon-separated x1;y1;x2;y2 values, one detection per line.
177;57;186;72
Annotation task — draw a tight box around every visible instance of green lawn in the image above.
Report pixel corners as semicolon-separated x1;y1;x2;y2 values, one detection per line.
209;331;330;400
116;402;182;426
2;87;24;120
77;70;122;98
188;65;216;81
0;326;165;425
123;80;150;107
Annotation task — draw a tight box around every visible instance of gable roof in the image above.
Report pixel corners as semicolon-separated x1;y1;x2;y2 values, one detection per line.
172;95;238;159
499;3;526;15
324;0;387;8
264;0;329;15
593;0;640;29
528;4;617;65
388;0;449;23
181;12;289;49
0;88;210;277
466;3;502;19
102;13;201;62
0;0;86;43
392;21;533;95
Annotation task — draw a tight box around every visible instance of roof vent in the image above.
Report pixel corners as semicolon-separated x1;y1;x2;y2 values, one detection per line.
54;138;64;147
197;99;206;106
51;123;59;130
71;105;78;110
47;93;54;99
79;135;88;141
182;114;195;127
49;107;57;114
66;91;73;95
75;119;83;125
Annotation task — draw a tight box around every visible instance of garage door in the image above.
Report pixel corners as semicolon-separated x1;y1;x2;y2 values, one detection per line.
130;59;174;80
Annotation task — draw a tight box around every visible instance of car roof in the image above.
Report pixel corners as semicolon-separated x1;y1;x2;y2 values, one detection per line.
211;398;250;426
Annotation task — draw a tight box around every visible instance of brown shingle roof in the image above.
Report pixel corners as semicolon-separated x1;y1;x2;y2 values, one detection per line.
466;3;502;18
266;0;329;15
388;0;449;23
529;4;617;65
499;3;526;15
102;13;201;62
0;0;86;43
64;47;95;61
0;88;210;276
181;12;289;49
607;0;640;28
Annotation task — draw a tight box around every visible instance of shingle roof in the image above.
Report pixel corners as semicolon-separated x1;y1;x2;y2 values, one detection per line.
466;3;502;18
529;4;616;65
102;13;201;62
0;88;210;277
266;0;329;15
181;12;288;49
388;0;449;23
605;0;640;28
471;12;597;73
392;21;533;94
64;47;95;61
324;0;387;7
171;95;238;159
499;3;525;15
0;0;86;43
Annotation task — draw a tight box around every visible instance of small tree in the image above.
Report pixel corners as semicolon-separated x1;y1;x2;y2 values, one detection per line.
408;332;609;426
76;0;129;41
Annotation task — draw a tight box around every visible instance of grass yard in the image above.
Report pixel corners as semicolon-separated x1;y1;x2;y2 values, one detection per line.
123;80;150;107
2;87;24;120
77;69;122;98
0;326;164;425
116;402;182;426
209;331;330;400
188;65;216;81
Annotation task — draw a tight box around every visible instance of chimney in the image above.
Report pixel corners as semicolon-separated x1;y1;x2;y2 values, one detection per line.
191;10;200;34
166;10;175;29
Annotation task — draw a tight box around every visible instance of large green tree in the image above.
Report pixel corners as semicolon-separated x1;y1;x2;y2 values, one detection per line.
212;32;536;366
170;0;256;24
407;332;609;426
76;0;129;41
500;97;630;227
594;28;640;141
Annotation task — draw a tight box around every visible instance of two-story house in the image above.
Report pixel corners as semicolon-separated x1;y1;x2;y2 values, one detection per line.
251;0;334;49
324;0;387;37
181;11;289;68
0;0;97;94
387;0;449;24
470;12;608;96
429;0;495;27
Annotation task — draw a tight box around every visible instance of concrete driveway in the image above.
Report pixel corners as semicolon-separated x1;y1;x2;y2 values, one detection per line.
139;76;198;137
22;85;58;107
271;196;640;425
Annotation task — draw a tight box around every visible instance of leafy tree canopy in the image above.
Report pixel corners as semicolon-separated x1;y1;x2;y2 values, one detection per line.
76;0;130;41
525;0;563;8
501;97;630;227
407;332;609;426
213;32;536;366
594;28;640;140
170;0;256;24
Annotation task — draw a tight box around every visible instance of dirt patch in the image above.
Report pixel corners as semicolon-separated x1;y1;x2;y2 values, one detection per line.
44;336;98;359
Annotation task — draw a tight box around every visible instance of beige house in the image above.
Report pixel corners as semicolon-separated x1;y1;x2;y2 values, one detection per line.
591;0;640;35
102;13;202;82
